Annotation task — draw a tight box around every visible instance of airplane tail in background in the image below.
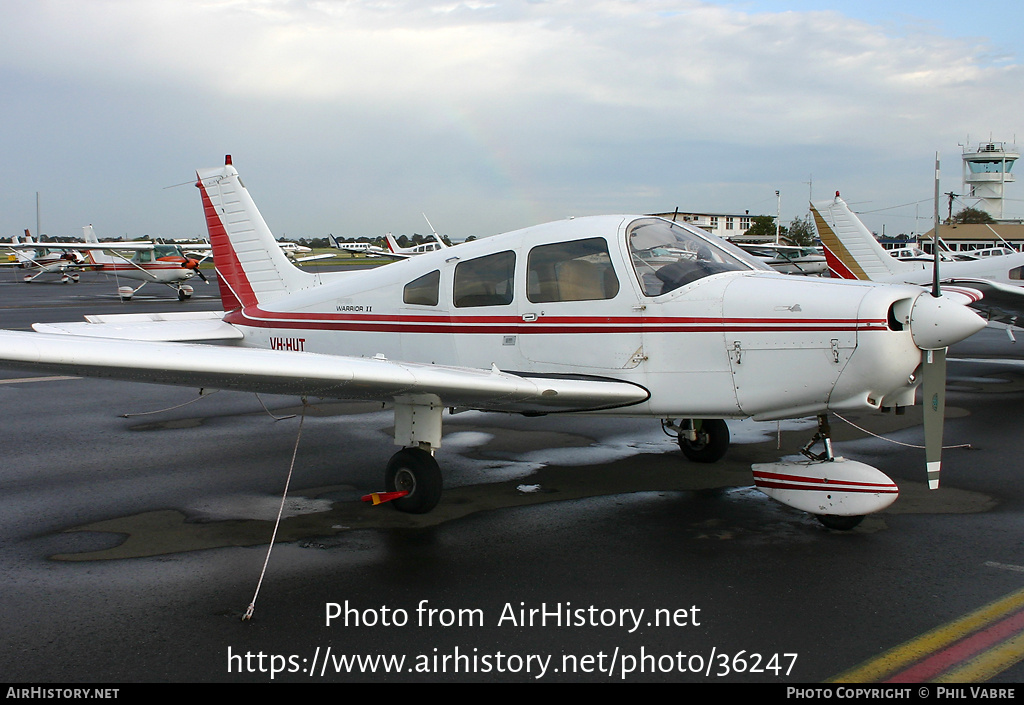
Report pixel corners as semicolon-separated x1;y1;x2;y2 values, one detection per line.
195;157;316;310
811;195;912;281
384;232;399;254
80;225;118;265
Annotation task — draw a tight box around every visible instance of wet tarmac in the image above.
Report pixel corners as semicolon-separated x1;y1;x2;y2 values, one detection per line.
3;275;1024;683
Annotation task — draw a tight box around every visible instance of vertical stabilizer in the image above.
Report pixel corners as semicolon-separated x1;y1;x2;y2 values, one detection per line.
196;157;316;310
811;195;910;281
81;225;117;265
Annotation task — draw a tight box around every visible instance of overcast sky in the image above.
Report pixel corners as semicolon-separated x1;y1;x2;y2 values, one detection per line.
1;0;1021;242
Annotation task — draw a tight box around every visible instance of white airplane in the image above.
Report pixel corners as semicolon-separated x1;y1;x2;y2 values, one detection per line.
327;235;391;258
384;231;448;257
734;243;828;275
3;230;89;282
2;229;154;283
276;241;334;264
0;158;988;530
80;225;210;301
812;194;1024;326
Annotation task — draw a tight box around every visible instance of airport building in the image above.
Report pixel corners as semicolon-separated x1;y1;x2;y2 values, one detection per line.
649;210;756;240
910;140;1024;253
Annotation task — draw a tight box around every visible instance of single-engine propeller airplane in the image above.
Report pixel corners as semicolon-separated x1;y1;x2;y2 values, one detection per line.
3;229;152;284
79;225;210;301
384;231;448;257
812;193;1024;328
0;157;989;529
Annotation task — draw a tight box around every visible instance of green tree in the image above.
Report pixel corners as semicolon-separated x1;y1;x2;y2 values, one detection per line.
742;215;778;239
949;206;995;224
783;215;815;247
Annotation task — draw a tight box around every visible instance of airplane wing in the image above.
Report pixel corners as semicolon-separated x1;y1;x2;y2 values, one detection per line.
0;330;649;414
293;253;336;263
4;242;154;251
944;278;1024;324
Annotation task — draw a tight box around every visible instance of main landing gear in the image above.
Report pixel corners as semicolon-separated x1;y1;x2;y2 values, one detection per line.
366;394;446;515
384;447;442;514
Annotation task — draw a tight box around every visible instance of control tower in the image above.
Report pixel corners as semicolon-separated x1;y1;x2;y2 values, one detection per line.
962;140;1019;220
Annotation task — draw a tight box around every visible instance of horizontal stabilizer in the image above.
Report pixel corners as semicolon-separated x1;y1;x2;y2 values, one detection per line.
32;311;241;342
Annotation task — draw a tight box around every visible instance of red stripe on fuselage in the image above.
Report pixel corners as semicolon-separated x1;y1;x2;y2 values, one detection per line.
223;307;889;335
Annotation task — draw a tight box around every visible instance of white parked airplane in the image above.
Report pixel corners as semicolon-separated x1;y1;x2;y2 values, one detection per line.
80;225;210;301
3;229;153;283
0;158;988;529
384;231;447;257
327;235;391;258
734;243;828;275
812;194;1024;326
277;241;334;264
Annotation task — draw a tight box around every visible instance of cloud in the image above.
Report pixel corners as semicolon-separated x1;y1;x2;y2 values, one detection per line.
0;0;1020;238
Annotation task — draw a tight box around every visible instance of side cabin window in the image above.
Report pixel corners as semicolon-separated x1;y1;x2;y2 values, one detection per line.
403;269;440;306
454;251;515;307
527;237;619;302
1010;266;1024;281
627;218;754;296
152;245;181;260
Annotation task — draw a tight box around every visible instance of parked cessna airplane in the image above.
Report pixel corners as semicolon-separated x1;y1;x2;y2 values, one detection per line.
3;229;152;283
80;225;210;300
733;243;828;275
812;194;1024;326
0;158;988;529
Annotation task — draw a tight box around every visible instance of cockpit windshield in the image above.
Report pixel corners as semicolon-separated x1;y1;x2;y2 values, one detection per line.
627;218;765;296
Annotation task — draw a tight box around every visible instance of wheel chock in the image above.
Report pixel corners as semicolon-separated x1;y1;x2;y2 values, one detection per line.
361;490;409;506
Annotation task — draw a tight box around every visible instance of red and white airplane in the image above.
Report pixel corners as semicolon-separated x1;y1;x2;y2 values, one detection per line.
79;225;210;300
3;229;152;284
0;157;988;528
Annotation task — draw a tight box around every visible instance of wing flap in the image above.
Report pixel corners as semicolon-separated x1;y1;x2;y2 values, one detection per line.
0;331;649;413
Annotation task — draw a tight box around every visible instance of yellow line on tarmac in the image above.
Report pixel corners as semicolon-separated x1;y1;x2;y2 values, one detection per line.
934;631;1024;683
830;585;1024;683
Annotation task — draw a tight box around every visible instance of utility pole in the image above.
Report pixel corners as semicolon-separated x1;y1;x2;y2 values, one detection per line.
945;192;959;222
775;190;781;244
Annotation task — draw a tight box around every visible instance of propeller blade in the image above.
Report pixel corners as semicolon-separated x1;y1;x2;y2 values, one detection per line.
921;347;947;489
196;268;208;283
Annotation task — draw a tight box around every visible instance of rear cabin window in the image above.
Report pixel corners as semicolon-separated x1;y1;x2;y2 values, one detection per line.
527;237;619;303
454;251;515;307
403;270;440;306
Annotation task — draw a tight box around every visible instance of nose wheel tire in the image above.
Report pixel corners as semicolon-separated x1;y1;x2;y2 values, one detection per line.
816;514;865;531
678;419;730;463
385;448;443;514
